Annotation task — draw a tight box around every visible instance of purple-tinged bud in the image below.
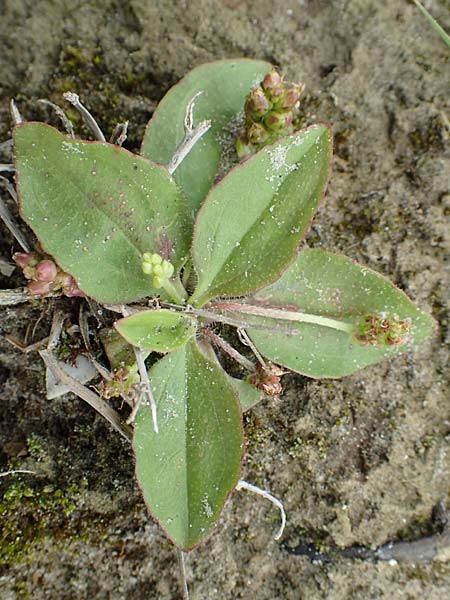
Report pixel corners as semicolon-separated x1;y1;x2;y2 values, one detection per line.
247;122;269;145
261;71;283;99
35;259;58;282
264;111;293;132
245;88;271;117
62;276;84;297
279;83;304;110
53;271;71;290
13;252;37;269
247;362;285;400
27;280;53;296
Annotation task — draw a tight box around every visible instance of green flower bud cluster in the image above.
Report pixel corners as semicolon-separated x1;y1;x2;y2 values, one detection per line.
142;253;175;289
236;70;305;158
354;314;411;347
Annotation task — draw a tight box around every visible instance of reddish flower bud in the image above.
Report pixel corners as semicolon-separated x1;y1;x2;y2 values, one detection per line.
279;83;304;110
62;276;84;297
27;280;53;296
35;259;58;282
13;252;38;269
261;71;283;98
247;362;285;400
247;122;269;144
245;88;271;117
264;111;293;132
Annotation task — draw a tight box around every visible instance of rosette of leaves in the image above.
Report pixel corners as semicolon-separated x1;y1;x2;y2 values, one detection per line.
13;59;434;551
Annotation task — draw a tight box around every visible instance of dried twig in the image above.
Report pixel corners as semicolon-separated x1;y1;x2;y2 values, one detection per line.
110;121;129;146
0;470;36;478
37;99;75;138
78;304;94;354
4;333;50;353
0;288;32;306
0;174;18;203
283;501;450;564
78;304;124;398
166;92;211;175
62;92;106;142
47;309;66;351
39;349;132;442
237;328;268;371
10;99;22;126
0;189;31;252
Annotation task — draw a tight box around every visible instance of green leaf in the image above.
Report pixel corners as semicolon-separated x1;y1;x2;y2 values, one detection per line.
99;327;137;369
190;125;332;306
133;340;243;550
114;309;197;352
230;377;264;411
15;123;193;304
245;249;434;378
141;59;272;212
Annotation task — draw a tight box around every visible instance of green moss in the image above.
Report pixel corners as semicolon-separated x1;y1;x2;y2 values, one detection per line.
13;581;29;598
0;478;78;564
0;473;121;566
288;433;329;459
243;412;268;451
26;434;46;460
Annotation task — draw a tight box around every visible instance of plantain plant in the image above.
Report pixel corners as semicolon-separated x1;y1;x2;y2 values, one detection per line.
9;59;434;585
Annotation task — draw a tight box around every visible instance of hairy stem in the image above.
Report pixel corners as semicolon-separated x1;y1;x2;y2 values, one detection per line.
200;326;255;371
161;276;188;305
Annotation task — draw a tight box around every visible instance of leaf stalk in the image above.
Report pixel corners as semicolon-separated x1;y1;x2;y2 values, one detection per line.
208;302;355;334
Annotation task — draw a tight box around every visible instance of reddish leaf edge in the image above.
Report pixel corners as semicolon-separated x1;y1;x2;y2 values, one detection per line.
243;247;437;380
131;339;246;552
190;122;334;307
139;57;273;157
13;121;190;305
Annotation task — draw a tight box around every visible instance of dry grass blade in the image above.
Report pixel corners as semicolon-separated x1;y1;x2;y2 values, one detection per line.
39;349;132;442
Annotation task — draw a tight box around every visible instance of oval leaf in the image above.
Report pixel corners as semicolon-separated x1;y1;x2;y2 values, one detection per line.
246;249;435;378
14;123;193;304
115;309;197;353
190;125;332;306
141;59;272;212
133;340;243;550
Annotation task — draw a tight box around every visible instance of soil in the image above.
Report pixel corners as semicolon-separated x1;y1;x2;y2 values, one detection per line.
1;1;449;599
